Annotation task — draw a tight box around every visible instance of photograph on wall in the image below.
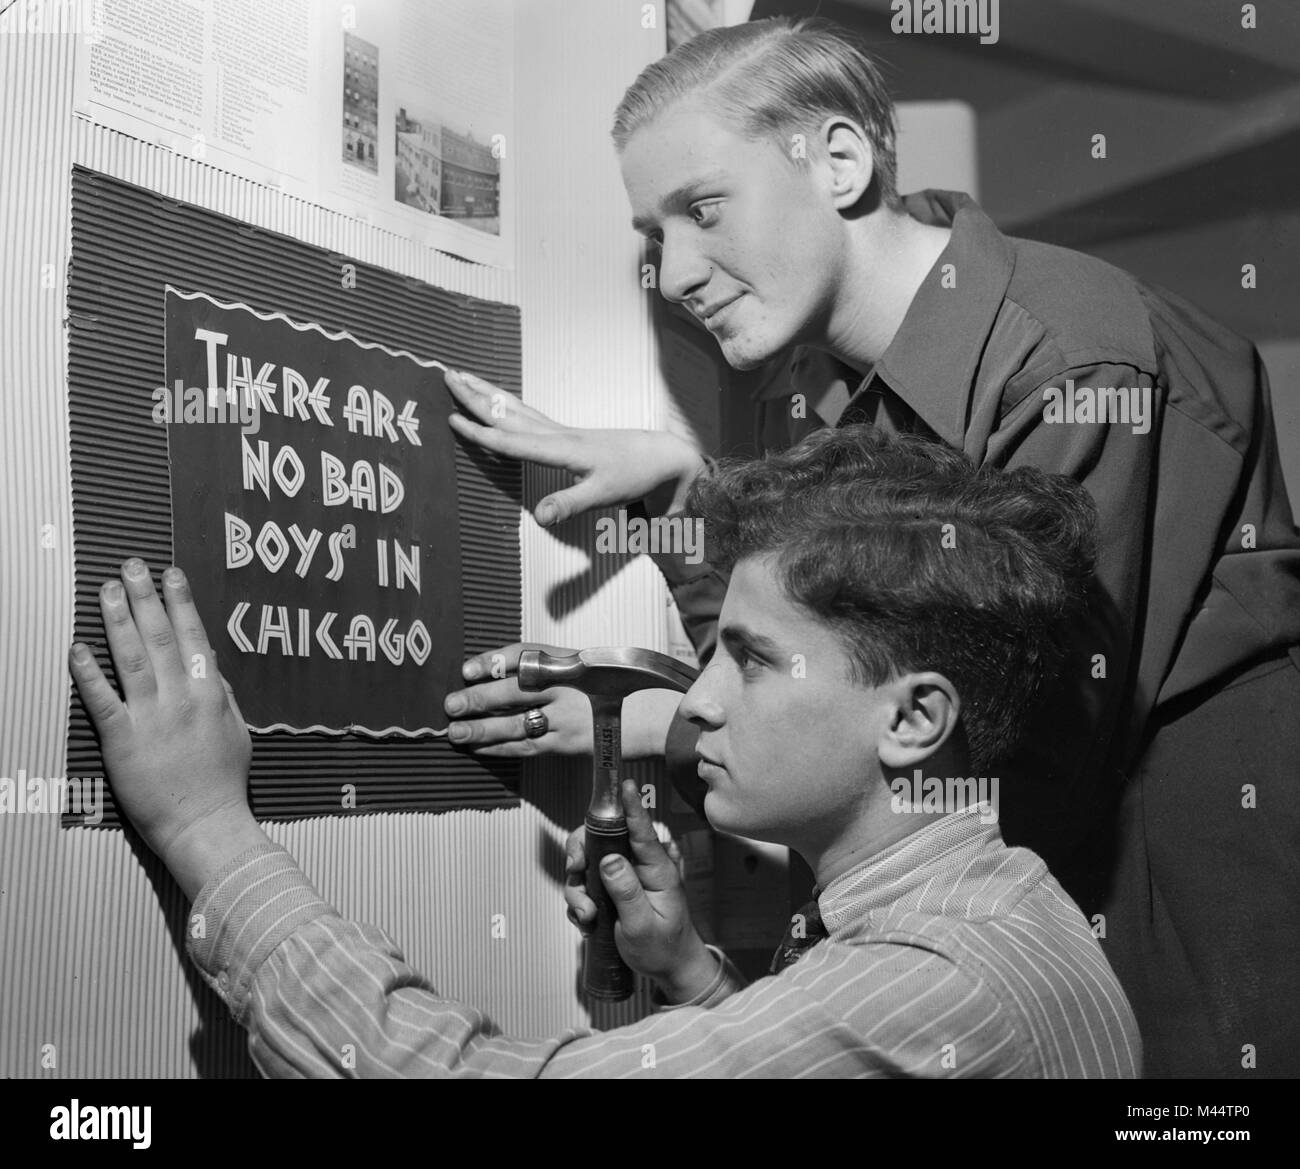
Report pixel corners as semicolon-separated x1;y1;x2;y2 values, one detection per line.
73;0;514;267
342;31;379;174
394;107;501;235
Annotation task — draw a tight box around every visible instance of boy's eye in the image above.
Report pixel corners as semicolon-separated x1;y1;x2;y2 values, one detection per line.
690;201;722;227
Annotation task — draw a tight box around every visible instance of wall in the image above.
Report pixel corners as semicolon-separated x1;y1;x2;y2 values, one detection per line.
0;0;675;1076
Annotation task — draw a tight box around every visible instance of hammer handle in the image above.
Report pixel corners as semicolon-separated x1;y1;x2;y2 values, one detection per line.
584;815;635;1000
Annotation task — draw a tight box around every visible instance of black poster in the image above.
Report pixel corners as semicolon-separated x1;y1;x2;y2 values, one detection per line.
163;287;463;735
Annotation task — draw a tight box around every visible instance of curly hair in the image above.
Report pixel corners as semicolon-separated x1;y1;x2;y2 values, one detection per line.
612;16;902;209
686;425;1098;772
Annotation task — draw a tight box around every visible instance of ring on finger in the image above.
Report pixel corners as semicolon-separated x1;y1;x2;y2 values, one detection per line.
522;707;549;739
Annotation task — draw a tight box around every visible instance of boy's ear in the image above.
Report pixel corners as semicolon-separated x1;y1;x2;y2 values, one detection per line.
876;672;961;770
821;117;875;210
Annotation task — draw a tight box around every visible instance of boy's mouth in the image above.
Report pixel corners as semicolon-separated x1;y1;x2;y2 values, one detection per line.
697;754;726;783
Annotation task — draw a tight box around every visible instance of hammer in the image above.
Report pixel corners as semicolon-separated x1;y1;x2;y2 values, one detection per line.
518;647;699;1000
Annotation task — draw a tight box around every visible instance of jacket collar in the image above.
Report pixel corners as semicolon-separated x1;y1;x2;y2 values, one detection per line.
758;191;1015;449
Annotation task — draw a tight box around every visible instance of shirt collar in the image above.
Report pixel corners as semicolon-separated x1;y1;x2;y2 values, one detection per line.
759;191;1015;449
815;807;1009;937
866;190;1014;446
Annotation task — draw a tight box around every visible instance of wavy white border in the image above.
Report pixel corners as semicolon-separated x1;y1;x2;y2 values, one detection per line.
164;285;451;371
250;723;449;738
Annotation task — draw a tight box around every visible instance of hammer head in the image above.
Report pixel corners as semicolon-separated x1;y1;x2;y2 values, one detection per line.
518;647;698;698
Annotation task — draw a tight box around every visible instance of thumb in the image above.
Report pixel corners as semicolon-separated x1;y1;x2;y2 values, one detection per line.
535;480;614;527
621;779;678;892
598;852;654;935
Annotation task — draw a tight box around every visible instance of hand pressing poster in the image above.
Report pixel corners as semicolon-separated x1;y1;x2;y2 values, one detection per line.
162;287;464;735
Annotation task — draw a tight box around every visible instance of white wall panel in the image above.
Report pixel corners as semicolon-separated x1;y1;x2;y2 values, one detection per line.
515;0;674;655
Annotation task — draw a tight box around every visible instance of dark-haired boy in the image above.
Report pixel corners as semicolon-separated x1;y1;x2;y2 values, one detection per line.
71;426;1139;1078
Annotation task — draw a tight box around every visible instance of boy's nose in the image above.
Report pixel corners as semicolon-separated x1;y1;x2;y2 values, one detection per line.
656;236;713;305
678;664;725;729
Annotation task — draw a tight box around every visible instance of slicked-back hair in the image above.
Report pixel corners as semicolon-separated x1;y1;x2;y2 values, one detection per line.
612;16;902;210
687;425;1098;773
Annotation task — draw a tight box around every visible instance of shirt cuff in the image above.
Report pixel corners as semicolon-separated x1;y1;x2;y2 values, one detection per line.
623;494;718;590
648;538;718;589
651;945;748;1011
186;842;334;1024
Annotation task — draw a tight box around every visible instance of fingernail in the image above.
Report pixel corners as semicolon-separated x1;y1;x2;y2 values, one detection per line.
71;643;90;664
601;856;623;874
445;696;465;716
448;723;469;743
462;661;481;681
102;581;123;601
536;502;555;526
124;558;146;579
163;566;185;586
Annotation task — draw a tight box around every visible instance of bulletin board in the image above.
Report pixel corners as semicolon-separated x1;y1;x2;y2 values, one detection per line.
64;166;523;826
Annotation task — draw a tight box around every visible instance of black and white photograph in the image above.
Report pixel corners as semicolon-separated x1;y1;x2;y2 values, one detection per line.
396;106;503;233
395;105;443;213
342;31;379;173
1;0;1296;1144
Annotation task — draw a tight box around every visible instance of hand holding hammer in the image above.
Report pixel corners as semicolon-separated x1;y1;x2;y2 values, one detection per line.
518;647;698;1000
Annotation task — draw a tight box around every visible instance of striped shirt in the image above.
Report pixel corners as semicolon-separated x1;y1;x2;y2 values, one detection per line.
187;808;1141;1077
